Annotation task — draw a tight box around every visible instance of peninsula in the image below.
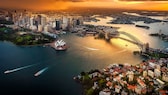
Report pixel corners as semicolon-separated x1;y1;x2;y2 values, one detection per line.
74;58;168;95
0;25;55;46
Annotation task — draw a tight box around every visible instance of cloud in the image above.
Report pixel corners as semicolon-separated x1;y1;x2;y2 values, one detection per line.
0;0;167;10
0;0;72;10
0;0;111;10
119;0;168;1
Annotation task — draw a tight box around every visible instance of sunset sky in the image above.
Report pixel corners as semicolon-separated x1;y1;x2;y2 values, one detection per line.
0;0;168;11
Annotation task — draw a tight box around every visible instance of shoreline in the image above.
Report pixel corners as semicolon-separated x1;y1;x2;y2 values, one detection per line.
0;40;52;47
74;58;168;95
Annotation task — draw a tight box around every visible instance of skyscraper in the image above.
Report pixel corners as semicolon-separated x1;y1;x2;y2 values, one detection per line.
38;25;43;32
37;15;42;25
30;17;34;27
41;16;46;26
62;16;68;30
55;20;60;30
76;19;80;25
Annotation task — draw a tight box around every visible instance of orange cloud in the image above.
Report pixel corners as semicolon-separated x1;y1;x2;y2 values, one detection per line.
0;0;167;11
0;0;71;10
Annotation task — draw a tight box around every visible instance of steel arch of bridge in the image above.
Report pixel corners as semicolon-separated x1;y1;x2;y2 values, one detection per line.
118;32;143;49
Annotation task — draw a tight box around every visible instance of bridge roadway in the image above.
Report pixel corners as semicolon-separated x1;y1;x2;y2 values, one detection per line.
113;36;143;48
105;32;144;49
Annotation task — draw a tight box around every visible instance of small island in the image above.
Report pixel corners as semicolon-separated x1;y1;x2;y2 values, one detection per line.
0;25;55;46
74;58;168;95
110;14;162;24
149;32;168;42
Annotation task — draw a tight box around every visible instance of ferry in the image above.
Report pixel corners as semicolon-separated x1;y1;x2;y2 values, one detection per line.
135;25;150;29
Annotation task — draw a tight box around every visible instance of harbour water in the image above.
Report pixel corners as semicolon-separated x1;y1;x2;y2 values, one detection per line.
0;16;168;95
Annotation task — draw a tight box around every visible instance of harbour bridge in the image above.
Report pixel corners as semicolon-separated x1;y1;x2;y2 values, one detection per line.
105;31;145;50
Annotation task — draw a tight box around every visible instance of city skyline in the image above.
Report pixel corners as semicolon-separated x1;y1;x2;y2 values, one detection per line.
0;0;168;94
0;0;168;11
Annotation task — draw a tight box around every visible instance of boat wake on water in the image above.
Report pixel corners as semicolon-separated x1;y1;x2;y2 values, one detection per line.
85;46;100;51
114;49;127;54
34;67;49;77
4;64;37;74
4;58;55;75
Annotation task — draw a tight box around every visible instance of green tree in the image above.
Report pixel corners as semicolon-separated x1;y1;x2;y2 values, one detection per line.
16;36;23;44
86;88;94;95
98;79;106;88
